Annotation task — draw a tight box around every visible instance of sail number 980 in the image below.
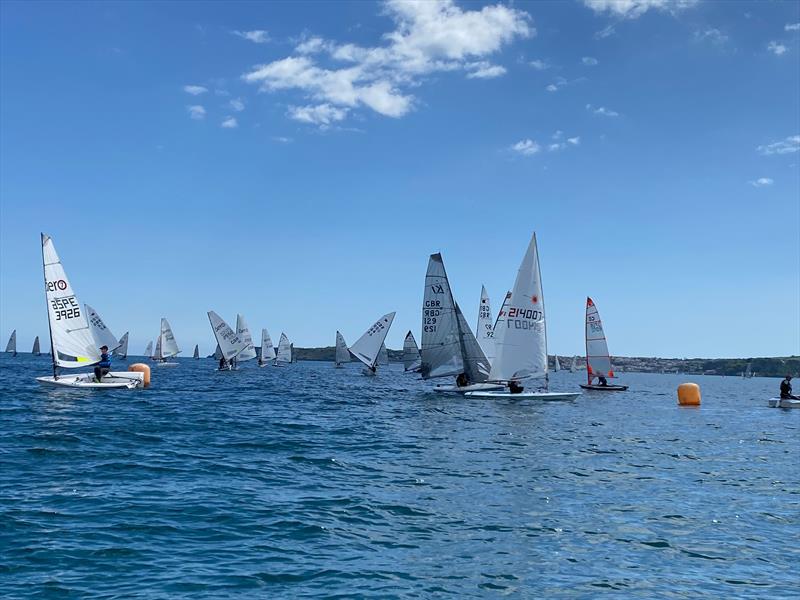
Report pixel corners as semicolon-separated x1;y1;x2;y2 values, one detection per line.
50;296;80;320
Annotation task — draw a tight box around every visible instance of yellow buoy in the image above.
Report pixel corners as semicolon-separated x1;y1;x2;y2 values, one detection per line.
677;382;700;406
129;363;151;388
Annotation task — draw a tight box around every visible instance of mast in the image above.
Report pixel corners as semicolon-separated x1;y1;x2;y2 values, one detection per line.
41;234;57;379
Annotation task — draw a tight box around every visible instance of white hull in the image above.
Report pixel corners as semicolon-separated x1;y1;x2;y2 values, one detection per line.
768;398;800;409
434;382;505;395
465;390;581;401
36;371;144;389
154;361;179;368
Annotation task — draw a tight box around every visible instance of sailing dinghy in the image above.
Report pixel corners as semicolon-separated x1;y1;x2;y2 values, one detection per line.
35;234;144;389
32;336;41;356
234;314;258;367
274;333;292;366
476;286;495;365
193;344;199;359
349;312;395;375
402;331;422;372
420;253;502;394
579;297;628;391
112;332;129;359
152;318;180;367
5;330;16;356
334;331;350;368
259;329;276;366
208;311;248;370
465;234;580;400
144;341;153;358
570;356;577;373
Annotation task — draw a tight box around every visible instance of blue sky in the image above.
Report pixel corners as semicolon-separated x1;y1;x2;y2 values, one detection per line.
1;0;798;359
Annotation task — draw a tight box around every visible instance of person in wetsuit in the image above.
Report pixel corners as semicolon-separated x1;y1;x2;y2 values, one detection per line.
508;381;524;394
598;375;608;386
456;373;469;388
780;375;799;399
94;345;111;382
219;356;228;370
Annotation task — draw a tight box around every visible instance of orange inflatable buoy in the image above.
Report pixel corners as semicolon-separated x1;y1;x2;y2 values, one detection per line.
128;363;151;388
677;382;700;406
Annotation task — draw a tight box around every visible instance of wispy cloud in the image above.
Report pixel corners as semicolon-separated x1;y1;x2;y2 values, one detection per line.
184;85;208;96
785;23;800;32
749;177;773;187
187;105;206;120
229;98;245;112
221;116;238;128
272;136;293;143
693;28;728;45
288;104;348;126
548;130;581;151
586;103;619;117
594;24;616;39
582;56;599;66
242;0;532;124
233;30;269;44
529;59;551;70
757;135;800;155
767;41;788;55
583;0;698;19
511;139;540;156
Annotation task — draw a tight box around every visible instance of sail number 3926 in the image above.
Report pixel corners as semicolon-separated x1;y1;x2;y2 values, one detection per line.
50;296;80;320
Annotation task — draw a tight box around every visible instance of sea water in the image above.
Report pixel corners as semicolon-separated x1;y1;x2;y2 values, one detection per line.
1;355;797;598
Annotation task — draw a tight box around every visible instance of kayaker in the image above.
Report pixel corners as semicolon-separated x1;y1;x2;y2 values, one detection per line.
94;345;111;382
780;375;799;399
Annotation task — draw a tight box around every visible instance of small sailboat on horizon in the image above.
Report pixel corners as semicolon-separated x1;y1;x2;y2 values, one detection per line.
334;330;350;368
274;333;292;366
5;330;17;357
193;344;200;359
402;331;421;372
579;297;628;391
259;329;276;367
32;336;41;356
349;312;395;376
112;332;129;360
152;318;180;367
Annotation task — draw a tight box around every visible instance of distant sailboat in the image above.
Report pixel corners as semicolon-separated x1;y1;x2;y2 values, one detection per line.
35;234;144;388
349;312;395;375
570;355;577;373
259;329;276;367
476;285;495;364
153;318;180;367
193;344;199;359
334;331;350;368
554;355;561;372
466;234;579;400
402;331;422;372
378;342;389;366
32;336;41;356
5;330;16;356
234;314;258;367
580;297;628;391
144;341;153;358
112;332;129;359
213;344;223;360
208;311;248;370
275;333;292;366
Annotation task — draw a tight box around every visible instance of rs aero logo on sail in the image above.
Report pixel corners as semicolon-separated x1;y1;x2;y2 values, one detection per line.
46;280;67;292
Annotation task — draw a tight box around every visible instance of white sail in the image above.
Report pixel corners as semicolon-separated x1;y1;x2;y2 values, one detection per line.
585;297;616;382
335;331;350;366
276;333;292;364
488;234;548;382
420;253;464;379
159;318;180;358
85;304;120;352
5;330;16;355
207;311;248;360
455;302;491;382
349;312;396;369
570;355;577;373
554;355;561;372
144;341;153;358
235;314;257;361
32;336;41;355
378;342;389;365
214;344;223;360
41;234;100;368
154;335;163;359
260;329;276;361
476;285;495;364
402;331;422;372
112;332;129;358
193;344;199;359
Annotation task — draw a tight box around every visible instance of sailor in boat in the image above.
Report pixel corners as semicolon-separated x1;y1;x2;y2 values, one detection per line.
597;375;609;387
508;381;524;394
219;356;228;370
94;345;111;382
780;376;799;400
455;373;469;388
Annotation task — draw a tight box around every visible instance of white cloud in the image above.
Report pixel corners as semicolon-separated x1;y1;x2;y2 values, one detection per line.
272;136;293;143
586;103;619;117
511;139;540;156
594;24;617;39
287;103;348;126
529;59;550;70
229;98;245;112
785;23;800;32
583;0;698;19
187;105;206;120
582;56;599;65
545;83;559;92
693;28;728;45
568;136;581;145
767;41;788;55
749;177;773;187
243;0;531;123
466;62;507;78
233;30;269;44
548;132;581;151
757;135;800;155
184;85;208;95
221;116;238;128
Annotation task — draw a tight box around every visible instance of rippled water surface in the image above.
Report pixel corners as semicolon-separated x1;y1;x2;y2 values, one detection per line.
1;355;798;598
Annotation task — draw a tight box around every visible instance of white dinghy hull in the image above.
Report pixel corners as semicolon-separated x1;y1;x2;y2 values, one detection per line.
465;390;581;401
434;382;506;395
154;361;179;368
768;398;800;409
36;371;144;389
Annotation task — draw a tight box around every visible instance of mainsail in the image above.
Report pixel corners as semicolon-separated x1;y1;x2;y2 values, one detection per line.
276;333;292;364
214;344;223;360
5;330;16;356
488;234;548;382
235;314;257;361
85;304;120;351
585;297;616;383
476;285;495;364
112;332;129;359
41;234;100;369
159;318;180;359
554;355;561;372
455;303;490;382
349;312;396;369
260;329;276;361
335;331;350;366
153;335;162;359
420;253;464;379
193;344;199;359
32;336;41;356
402;331;422;372
207;311;248;360
144;341;153;358
378;342;389;366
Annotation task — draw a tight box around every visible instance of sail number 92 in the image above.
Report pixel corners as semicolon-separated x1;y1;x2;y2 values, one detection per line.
50;296;80;320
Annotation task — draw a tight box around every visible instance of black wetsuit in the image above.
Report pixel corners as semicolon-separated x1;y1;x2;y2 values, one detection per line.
780;379;793;399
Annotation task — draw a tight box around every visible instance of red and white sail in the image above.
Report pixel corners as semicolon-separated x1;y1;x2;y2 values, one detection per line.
585;297;616;383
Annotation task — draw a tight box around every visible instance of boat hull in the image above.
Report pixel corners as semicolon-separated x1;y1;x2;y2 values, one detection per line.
465;390;581;401
579;384;629;391
154;361;179;368
434;382;506;395
36;371;144;389
768;398;800;409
